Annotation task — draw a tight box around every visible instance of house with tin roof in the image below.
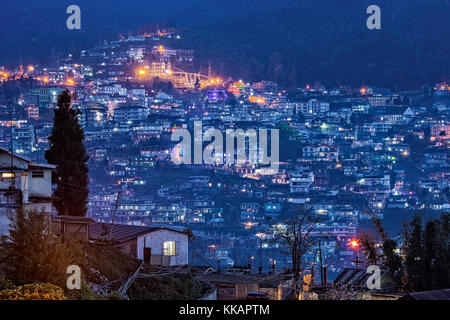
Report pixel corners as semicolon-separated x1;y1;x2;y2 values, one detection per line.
89;222;189;266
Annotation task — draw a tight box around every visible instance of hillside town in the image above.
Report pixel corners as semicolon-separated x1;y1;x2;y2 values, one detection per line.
0;30;449;300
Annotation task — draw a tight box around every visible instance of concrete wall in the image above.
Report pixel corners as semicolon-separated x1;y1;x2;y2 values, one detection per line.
137;229;188;265
29;170;52;198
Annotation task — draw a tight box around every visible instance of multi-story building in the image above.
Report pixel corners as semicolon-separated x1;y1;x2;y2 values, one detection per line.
290;172;314;193
0;146;55;235
302;144;339;162
296;99;330;115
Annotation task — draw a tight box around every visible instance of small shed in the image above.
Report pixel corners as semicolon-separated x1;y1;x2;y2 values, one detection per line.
89;222;189;266
52;215;95;242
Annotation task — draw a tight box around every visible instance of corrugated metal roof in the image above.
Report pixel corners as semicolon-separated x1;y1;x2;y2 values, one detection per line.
402;289;450;300
333;268;396;289
89;222;184;243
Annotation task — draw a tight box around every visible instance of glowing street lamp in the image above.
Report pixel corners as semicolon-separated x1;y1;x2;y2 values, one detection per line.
349;239;359;248
348;238;361;269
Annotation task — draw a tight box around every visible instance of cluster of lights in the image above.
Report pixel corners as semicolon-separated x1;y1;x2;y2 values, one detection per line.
248;96;266;105
208;78;222;85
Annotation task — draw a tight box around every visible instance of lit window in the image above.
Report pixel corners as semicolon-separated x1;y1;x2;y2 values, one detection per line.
1;172;14;179
163;241;177;256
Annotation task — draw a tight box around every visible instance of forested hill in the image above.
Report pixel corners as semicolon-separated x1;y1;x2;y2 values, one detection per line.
183;0;450;89
0;0;291;66
1;0;449;89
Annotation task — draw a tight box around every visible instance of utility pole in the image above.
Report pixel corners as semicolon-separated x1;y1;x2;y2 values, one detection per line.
108;190;122;241
311;249;318;288
233;237;237;268
258;239;263;274
355;246;360;270
349;239;361;269
319;241;324;288
9;100;14;189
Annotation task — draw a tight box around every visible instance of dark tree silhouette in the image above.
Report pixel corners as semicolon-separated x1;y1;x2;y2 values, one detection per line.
271;208;318;298
45;90;89;216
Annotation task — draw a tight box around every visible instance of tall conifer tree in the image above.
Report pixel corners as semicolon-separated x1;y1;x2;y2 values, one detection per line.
45;90;89;216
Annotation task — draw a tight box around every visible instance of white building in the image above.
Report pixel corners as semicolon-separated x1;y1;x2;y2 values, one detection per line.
296;99;330;115
0;146;56;234
89;222;189;266
290;172;314;193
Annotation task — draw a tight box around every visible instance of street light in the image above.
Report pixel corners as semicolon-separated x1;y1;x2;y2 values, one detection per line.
348;238;361;269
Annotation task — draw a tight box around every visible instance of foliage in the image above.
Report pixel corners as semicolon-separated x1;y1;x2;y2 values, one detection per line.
361;211;450;292
0;277;15;291
359;230;379;266
82;243;140;284
0;283;66;300
402;212;450;291
320;284;364;300
0;207;84;287
127;273;203;300
359;210;404;287
45;89;89;216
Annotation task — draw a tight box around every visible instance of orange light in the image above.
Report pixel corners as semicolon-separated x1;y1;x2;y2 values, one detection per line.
43;77;49;83
349;239;359;248
244;222;255;229
1;172;14;178
249;96;266;105
137;69;146;76
66;78;75;86
27;65;34;72
158;45;164;52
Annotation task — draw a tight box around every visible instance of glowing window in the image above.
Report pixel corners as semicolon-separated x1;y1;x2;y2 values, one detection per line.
1;172;14;179
163;241;177;256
